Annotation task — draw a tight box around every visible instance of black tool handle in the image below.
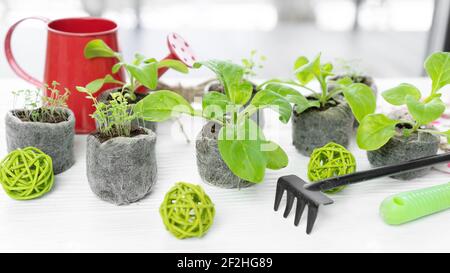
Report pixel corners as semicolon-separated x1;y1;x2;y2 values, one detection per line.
305;152;450;192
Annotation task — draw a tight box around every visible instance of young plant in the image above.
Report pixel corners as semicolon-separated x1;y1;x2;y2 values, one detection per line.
259;53;375;120
82;39;189;101
12;81;70;123
356;51;450;150
241;50;266;79
134;60;291;183
77;86;135;138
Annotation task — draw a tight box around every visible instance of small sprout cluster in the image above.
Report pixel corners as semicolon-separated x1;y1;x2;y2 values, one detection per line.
77;87;135;138
12;81;70;123
356;51;450;150
241;50;266;78
81;39;188;101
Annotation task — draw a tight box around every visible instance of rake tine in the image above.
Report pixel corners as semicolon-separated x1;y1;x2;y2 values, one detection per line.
275;175;333;235
294;198;306;226
306;205;319;234
283;191;295;218
274;183;284;211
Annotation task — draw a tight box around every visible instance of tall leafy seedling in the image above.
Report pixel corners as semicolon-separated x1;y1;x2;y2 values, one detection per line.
134;60;291;183
259;53;376;122
355;51;450;150
82;39;189;100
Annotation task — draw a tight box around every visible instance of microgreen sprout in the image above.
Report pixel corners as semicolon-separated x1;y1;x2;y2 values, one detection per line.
12;81;70;123
77;86;135;138
241;50;266;78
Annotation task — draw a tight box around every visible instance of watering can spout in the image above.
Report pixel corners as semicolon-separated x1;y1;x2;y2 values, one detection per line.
158;32;197;77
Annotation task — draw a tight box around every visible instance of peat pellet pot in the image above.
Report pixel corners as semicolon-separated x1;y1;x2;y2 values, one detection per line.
98;88;156;132
367;131;439;180
5;108;75;174
292;99;354;156
196;122;255;189
86;127;157;205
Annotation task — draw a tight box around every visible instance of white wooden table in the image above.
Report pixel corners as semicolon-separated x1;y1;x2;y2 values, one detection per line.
0;78;449;253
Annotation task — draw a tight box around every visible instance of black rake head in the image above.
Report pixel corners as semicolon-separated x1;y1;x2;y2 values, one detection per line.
274;175;334;234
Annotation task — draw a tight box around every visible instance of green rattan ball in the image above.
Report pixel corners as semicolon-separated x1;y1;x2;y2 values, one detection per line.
160;182;215;239
308;142;356;194
0;147;54;200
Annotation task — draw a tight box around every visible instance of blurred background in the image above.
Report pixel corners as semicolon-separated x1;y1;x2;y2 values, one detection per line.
0;0;449;80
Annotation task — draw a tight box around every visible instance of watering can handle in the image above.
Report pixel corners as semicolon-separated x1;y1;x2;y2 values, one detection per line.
4;16;50;87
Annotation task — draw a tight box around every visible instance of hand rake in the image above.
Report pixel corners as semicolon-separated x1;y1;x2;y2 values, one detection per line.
274;152;450;234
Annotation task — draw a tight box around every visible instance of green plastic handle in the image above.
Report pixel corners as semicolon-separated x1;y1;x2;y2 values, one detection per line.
380;182;450;225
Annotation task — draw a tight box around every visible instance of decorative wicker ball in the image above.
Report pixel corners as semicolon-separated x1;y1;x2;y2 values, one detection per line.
308;142;356;194
0;147;54;200
160;182;215;239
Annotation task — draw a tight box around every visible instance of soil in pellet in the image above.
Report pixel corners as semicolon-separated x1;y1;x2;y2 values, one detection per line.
93;127;148;143
13;108;69;123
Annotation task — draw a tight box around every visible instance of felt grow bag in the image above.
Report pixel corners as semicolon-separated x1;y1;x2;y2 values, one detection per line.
196;122;255;189
367;131;439;180
86;127;157;205
98;88;156;132
292;100;354;156
5;108;75;174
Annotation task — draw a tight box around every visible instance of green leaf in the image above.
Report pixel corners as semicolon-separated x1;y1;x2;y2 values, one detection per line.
199;60;253;106
294;56;309;70
218;119;267;183
158;59;189;73
84;39;118;59
133;53;146;65
202;91;232;119
382;83;421;106
248;89;292;123
85;74;124;93
294;54;321;85
75;86;89;93
134;90;194;122
262;141;288;170
321;62;334;78
356;114;399;151
263;83;318;114
343;83;377;123
112;62;124;74
406;95;446;125
126;62;158;90
336;76;353;87
442;130;450;143
424;51;450;92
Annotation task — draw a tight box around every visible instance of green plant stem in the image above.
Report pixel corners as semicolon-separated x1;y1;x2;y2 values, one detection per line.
318;77;328;107
175;117;191;144
418;128;445;136
412;122;421;132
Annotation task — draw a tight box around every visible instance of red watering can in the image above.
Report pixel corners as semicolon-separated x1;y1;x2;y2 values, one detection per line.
5;17;125;134
5;17;197;134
